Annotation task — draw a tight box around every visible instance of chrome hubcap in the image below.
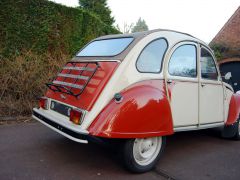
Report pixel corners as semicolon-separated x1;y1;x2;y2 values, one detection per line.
133;137;162;166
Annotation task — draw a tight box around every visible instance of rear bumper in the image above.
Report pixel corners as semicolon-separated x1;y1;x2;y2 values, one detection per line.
32;109;89;143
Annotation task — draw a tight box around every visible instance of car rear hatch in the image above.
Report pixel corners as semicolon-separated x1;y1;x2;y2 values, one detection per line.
45;61;119;111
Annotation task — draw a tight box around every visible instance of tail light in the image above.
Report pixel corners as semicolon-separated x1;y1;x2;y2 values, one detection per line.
70;109;83;125
38;97;48;110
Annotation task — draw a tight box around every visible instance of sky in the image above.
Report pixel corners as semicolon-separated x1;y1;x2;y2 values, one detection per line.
50;0;239;43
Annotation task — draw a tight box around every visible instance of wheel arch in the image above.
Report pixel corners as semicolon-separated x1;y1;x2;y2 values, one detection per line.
226;93;240;125
88;80;174;138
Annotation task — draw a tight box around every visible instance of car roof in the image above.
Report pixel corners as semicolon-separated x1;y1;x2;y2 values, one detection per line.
95;29;195;40
72;29;208;61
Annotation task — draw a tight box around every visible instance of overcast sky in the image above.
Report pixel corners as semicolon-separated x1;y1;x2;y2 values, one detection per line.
50;0;239;43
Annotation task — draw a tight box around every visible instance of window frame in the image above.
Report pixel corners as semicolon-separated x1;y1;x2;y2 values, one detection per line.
135;38;169;74
168;43;198;78
200;46;219;81
76;37;134;57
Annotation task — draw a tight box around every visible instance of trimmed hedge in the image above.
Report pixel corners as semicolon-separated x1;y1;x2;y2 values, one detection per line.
0;0;119;58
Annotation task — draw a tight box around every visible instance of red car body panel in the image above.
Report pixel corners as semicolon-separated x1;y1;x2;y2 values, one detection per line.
46;62;119;111
88;80;174;138
226;93;240;125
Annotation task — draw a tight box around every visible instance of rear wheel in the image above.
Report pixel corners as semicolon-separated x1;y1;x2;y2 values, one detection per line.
122;136;166;173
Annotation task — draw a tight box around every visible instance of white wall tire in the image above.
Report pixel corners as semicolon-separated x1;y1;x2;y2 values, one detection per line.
122;136;166;173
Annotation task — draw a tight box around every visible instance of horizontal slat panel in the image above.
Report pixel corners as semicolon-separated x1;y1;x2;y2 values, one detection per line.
58;73;89;80
53;81;83;90
63;66;95;71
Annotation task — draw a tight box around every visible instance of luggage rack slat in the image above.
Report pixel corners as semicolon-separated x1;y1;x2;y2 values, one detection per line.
46;62;99;98
63;66;95;71
58;73;89;80
53;80;83;90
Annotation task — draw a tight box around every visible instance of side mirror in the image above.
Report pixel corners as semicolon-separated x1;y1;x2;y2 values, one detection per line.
224;72;232;80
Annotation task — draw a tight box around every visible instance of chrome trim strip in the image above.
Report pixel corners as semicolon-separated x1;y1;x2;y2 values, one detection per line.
58;73;89;80
174;122;224;132
71;59;121;63
63;66;95;71
53;80;83;89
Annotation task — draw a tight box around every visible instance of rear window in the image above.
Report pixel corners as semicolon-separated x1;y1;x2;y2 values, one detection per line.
76;37;133;57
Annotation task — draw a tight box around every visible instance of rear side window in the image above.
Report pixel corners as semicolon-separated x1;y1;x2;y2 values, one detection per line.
168;44;197;77
136;39;168;73
200;48;218;80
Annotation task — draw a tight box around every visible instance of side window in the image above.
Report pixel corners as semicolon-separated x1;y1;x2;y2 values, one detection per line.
136;39;168;73
200;48;218;80
168;44;197;77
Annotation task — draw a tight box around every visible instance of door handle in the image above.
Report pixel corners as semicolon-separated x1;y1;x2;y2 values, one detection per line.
167;79;173;84
201;83;206;87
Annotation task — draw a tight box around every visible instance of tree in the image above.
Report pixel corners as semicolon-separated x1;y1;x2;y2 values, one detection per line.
79;0;115;26
131;18;149;33
123;22;133;34
115;24;121;32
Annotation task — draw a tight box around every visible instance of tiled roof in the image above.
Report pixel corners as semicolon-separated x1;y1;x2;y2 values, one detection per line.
210;6;240;49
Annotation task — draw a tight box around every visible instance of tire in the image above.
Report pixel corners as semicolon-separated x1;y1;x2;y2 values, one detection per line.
122;136;166;173
233;119;240;140
221;119;240;140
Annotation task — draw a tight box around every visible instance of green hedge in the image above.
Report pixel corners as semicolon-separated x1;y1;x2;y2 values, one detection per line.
0;0;119;116
0;0;119;58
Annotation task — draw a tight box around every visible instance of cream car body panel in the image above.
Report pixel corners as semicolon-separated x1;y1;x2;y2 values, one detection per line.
165;41;199;127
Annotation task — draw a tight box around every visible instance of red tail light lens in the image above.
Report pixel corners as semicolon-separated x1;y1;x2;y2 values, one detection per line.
70;109;83;125
38;97;48;110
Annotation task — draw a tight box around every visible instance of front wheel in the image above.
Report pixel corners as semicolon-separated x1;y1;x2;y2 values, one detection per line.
122;136;166;173
233;119;240;140
221;119;240;140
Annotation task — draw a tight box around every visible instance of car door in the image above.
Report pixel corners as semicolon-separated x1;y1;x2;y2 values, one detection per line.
166;42;199;127
199;46;224;125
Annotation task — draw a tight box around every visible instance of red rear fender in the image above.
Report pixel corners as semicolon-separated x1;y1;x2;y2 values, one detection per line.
226;93;240;125
88;80;174;138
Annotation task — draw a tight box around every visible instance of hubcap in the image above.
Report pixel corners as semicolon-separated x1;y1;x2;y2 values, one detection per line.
133;137;162;166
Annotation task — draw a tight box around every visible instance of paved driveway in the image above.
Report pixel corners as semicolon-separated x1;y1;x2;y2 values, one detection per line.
0;122;239;180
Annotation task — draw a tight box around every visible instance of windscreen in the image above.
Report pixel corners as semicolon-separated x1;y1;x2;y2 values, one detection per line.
76;37;133;57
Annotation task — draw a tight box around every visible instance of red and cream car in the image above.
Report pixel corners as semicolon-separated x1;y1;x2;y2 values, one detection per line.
33;29;240;173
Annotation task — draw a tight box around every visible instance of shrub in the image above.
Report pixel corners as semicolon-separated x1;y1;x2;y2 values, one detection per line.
0;52;68;116
0;0;119;58
0;0;119;116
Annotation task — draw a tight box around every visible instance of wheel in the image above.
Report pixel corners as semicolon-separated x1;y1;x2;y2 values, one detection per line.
221;119;240;140
233;119;240;140
122;136;166;173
